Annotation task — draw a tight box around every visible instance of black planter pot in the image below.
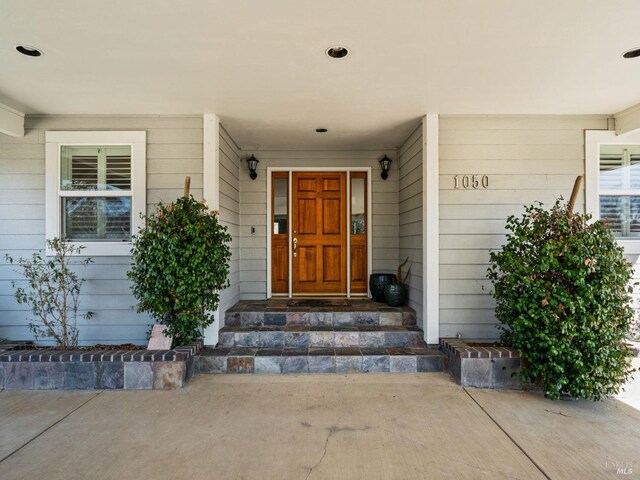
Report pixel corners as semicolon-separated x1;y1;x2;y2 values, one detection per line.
384;283;408;307
369;273;396;302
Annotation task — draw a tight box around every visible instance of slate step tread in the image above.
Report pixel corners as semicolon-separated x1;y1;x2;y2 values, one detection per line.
220;325;422;332
226;300;415;313
224;302;417;327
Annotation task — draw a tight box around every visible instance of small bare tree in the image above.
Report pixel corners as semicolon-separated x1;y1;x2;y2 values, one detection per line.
6;238;93;347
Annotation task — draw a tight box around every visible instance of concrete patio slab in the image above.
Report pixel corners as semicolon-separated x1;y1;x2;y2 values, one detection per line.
0;390;99;461
467;387;640;479
0;374;638;480
0;374;544;480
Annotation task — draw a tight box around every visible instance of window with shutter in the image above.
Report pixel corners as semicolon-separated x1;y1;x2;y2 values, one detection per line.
60;145;132;242
46;131;146;256
598;145;640;238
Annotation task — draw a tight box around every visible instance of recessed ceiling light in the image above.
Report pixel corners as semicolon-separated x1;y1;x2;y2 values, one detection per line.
326;46;349;59
15;44;43;57
622;47;640;59
315;128;328;133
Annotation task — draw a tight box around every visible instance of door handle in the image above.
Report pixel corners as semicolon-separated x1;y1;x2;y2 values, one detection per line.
293;237;297;257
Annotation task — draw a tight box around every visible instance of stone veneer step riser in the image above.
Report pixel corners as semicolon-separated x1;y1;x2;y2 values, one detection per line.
225;311;416;327
197;352;444;375
218;330;425;349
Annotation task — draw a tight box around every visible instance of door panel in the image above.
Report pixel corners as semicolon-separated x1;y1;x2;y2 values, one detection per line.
322;199;341;234
323;246;342;282
298;246;317;282
298;199;317;234
292;172;347;294
323;177;341;192
273;244;288;283
297;178;316;192
350;244;367;283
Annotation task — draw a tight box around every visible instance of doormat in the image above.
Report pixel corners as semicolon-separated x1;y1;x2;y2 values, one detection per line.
287;299;350;307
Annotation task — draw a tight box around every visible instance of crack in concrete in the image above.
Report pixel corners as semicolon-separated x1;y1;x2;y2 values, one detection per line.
304;413;379;480
544;408;570;417
304;424;337;480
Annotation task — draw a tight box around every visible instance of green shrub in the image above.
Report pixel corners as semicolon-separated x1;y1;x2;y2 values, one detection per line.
128;196;232;346
487;200;636;400
5;238;93;347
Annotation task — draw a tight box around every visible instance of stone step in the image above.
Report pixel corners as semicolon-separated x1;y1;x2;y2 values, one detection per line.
196;347;446;374
224;301;416;327
218;325;425;349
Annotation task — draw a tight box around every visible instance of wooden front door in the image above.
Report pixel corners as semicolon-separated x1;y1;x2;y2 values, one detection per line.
292;172;347;294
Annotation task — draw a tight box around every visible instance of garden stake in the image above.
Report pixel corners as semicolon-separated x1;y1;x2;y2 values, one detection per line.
184;176;191;198
568;175;583;213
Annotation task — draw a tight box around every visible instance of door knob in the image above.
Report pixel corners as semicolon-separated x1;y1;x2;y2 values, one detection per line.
293;237;297;257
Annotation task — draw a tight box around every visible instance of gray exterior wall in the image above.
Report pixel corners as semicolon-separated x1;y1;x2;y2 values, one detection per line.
438;115;610;339
0;115;203;345
398;123;424;328
3;113;628;345
217;125;241;325
238;150;399;299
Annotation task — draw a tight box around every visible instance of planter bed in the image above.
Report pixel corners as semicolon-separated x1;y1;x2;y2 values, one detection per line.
440;338;640;391
0;340;201;390
440;338;521;389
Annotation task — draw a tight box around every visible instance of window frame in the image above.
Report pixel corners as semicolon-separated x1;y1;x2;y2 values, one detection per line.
45;131;146;256
586;129;640;254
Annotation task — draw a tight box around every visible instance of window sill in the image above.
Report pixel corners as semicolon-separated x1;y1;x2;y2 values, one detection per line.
616;239;640;256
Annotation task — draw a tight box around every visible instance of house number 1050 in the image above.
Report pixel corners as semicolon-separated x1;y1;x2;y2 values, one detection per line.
454;175;489;189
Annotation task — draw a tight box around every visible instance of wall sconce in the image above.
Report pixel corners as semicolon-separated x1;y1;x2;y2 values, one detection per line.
379;155;392;180
247;154;259;180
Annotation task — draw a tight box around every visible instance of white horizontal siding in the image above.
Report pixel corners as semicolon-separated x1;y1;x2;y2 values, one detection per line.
439;114;610;340
399;122;424;327
238;149;399;299
218;125;241;324
0;115;203;345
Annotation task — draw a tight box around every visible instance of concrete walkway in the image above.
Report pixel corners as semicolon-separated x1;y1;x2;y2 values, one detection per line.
0;374;638;480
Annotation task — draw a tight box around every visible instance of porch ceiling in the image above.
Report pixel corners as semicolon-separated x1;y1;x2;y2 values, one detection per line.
2;1;640;148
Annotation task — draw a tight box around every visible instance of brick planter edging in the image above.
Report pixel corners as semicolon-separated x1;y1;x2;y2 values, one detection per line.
440;338;640;390
0;341;202;390
440;338;521;389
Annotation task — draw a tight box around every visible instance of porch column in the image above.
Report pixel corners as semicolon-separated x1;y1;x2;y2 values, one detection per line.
423;114;440;344
203;113;220;346
615;102;640;135
0;102;24;137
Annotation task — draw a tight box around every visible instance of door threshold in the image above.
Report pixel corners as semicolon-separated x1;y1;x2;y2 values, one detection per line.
291;293;348;298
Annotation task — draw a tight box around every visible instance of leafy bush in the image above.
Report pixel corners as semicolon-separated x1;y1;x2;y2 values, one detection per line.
487;200;636;400
5;238;93;347
128;196;231;346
